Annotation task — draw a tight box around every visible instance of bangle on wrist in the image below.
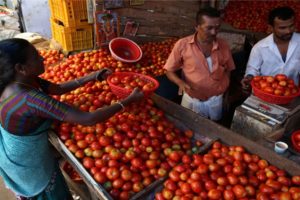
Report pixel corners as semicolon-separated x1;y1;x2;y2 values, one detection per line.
116;101;125;112
74;78;81;86
95;71;101;81
96;69;109;81
95;70;105;81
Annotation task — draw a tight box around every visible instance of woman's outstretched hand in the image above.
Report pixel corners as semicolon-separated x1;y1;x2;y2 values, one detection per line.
95;68;113;81
126;88;144;103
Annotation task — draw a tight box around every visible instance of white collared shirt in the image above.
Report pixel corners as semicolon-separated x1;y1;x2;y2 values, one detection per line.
246;33;300;84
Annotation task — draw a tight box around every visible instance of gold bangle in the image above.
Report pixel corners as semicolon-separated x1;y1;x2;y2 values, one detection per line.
74;78;81;86
116;101;125;112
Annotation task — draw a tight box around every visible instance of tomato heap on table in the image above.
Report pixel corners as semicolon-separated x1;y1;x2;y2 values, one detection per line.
40;40;300;199
39;49;64;67
156;141;300;200
252;74;299;96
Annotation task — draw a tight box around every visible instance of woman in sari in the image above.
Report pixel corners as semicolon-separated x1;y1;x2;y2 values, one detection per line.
0;38;144;200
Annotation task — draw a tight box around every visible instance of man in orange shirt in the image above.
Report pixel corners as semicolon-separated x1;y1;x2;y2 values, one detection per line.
164;7;235;121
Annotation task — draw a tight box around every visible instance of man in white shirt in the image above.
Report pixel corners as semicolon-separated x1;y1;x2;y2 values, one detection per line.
241;6;300;90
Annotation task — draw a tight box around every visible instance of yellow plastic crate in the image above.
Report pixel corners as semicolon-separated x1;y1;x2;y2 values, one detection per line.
51;19;93;52
49;0;89;27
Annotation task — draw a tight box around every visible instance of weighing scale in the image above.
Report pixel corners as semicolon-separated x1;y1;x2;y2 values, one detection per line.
231;95;300;141
241;95;289;125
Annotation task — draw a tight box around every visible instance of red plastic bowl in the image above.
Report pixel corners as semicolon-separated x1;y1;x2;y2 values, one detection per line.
109;37;142;63
291;130;300;152
107;72;159;98
251;80;300;104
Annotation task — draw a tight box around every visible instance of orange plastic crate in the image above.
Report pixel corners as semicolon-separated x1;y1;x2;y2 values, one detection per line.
48;0;89;27
50;19;93;52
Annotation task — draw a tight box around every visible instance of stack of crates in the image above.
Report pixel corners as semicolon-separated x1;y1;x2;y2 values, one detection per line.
49;0;93;52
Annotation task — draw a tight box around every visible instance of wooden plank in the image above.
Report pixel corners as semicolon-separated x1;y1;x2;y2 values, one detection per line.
95;1;200;38
151;94;300;176
121;0;201;10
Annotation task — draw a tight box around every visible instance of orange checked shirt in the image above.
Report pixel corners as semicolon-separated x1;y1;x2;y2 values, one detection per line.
164;33;235;100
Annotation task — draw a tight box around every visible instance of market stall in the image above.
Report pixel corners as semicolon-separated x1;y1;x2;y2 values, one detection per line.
49;94;300;200
1;0;300;200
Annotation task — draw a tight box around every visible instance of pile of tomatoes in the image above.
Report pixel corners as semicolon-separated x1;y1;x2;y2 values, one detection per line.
40;40;300;200
40;37;177;83
39;49;64;67
252;74;299;97
139;38;177;76
224;1;300;33
56;95;197;199
108;73;158;96
156;141;300;200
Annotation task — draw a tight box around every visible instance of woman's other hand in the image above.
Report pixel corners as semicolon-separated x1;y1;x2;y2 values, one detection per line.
126;88;144;103
95;68;113;81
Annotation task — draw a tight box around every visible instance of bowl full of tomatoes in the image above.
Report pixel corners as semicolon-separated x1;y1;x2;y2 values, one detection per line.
107;72;159;98
291;130;300;153
251;74;300;104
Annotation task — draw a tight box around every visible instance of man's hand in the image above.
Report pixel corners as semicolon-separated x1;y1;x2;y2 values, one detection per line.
165;71;191;95
178;81;191;95
241;75;253;92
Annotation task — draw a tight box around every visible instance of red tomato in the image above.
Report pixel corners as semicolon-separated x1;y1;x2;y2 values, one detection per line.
164;179;177;191
264;86;275;94
93;172;107;183
292;175;300;185
259;80;269;89
99;135;111;147
279;80;288;87
207;189;222;199
119;191;130;200
223;189;235;200
131;158;143;168
190;180;202;193
120;169;133;181
258;159;269;169
106;167;120;180
169;151;181;162
275;74;287;81
112;178;124;189
232;184;247;198
77;140;88;149
253;76;262;82
82;157;94;169
169;170;180;182
110;76;120;84
294;133;300;142
266;76;275;83
181;182;192;194
132;182;144;193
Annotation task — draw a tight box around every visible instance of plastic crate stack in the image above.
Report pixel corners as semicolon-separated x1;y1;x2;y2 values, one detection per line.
49;0;93;52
